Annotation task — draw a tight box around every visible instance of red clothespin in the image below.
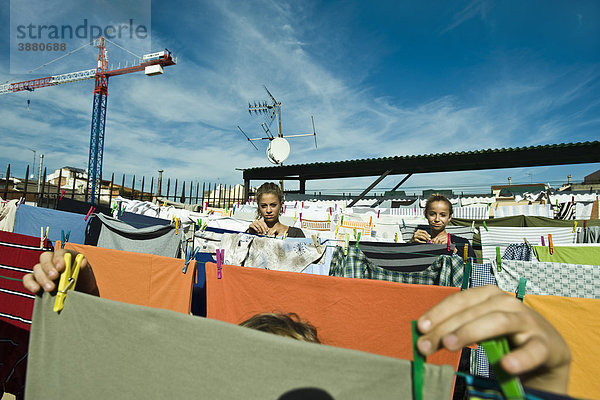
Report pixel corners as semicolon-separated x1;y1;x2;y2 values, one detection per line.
59;190;65;201
377;209;381;218
571;196;575;205
548;233;554;255
302;201;304;208
294;202;297;208
84;206;95;221
447;233;451;252
335;204;337;211
216;249;224;279
540;235;545;246
299;212;302;222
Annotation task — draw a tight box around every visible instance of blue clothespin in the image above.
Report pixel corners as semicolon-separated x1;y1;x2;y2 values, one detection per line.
183;245;200;274
61;230;71;249
402;219;406;229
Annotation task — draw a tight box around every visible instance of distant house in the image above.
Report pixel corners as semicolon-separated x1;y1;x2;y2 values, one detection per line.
491;183;547;200
584;170;600;184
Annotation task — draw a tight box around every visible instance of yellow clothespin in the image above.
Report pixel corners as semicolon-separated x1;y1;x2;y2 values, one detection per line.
353;228;357;240
175;218;181;235
40;226;49;248
463;243;469;263
343;233;350;256
573;221;577;233
334;224;339;238
54;253;84;312
394;232;398;243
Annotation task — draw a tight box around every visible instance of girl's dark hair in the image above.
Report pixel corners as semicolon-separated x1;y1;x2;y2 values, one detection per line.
239;312;320;344
424;194;453;216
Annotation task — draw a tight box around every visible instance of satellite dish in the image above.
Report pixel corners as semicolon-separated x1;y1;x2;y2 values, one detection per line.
267;137;290;164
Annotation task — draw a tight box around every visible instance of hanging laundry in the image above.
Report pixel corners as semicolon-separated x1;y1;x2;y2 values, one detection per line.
469;262;497;378
206;262;462;368
65;243;194;314
524;294;600;399
27;291;455;400
13;204;88;244
492;259;600;299
220;233;325;273
0;231;52;400
502;243;533;261
93;213;181;258
0;199;19;232
330;246;465;287
533;245;600;265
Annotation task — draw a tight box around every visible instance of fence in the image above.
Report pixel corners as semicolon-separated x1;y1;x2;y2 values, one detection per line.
1;164;246;209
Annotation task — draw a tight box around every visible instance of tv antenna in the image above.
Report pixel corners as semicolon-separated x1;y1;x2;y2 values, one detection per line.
237;85;317;165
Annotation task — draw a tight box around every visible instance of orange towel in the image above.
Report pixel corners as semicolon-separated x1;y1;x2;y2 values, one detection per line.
524;294;600;399
66;243;194;314
206;262;461;368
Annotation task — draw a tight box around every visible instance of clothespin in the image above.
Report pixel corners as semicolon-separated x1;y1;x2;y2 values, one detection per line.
196;218;202;231
335;203;337;211
343;233;350;255
311;234;321;252
447;233;451;252
60;230;70;249
369;216;373;227
170;215;175;225
216;249;224;279
394;232;398;243
201;222;208;231
548;233;553;255
523;238;531;249
334;224;339;238
299;212;302;222
571;195;575;205
573;221;578;233
340;215;344;226
327;213;330;223
463;243;469;262
377;210;381;218
111;203;119;214
54;253;84;312
175;218;181;235
355;231;361;248
302;201;304;208
516;277;527;302
402;219;406;229
496;247;502;271
294;211;297;221
163;201;167;207
183;246;199;273
480;337;525;400
40;226;49;248
540;235;545;247
59;190;65;201
294;202;298;208
411;320;425;400
482;220;488;231
471;220;475;232
461;258;472;290
84;206;95;221
353;228;357;240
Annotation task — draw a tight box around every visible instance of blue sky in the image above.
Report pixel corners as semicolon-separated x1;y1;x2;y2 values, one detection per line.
0;0;599;195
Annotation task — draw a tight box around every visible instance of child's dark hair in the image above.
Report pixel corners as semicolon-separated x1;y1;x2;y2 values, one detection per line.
239;312;320;343
424;194;453;216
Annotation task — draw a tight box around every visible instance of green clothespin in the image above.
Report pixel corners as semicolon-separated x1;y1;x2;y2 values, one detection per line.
496;247;502;271
483;220;488;231
353;228;357;240
412;320;425;400
480;337;525;400
355;231;361;248
516;277;527;302
340;215;344;226
461;258;472;290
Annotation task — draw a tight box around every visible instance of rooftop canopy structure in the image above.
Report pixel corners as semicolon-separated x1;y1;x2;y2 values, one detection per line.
242;141;600;206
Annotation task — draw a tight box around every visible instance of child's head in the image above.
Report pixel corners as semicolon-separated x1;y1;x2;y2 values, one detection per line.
239;312;320;343
424;194;453;232
255;182;284;220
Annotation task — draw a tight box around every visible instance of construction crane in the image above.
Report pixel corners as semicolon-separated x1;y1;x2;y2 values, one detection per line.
0;36;176;204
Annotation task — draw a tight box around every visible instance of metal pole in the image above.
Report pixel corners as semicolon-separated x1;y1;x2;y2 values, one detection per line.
157;169;164;196
37;154;44;194
23;165;29;202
